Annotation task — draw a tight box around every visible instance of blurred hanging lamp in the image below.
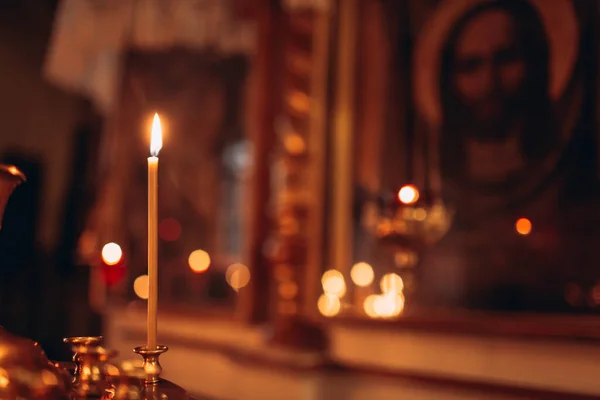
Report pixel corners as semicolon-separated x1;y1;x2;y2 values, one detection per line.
359;127;454;310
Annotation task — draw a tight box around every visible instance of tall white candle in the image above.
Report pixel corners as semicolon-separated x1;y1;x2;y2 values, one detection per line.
147;113;162;349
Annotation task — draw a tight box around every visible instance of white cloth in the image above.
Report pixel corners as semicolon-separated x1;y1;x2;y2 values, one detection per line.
44;0;256;114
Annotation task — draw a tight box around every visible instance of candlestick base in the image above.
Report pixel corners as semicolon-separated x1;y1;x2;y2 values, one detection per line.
133;345;168;385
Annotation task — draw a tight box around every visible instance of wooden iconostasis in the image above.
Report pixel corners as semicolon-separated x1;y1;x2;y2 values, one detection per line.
346;0;600;315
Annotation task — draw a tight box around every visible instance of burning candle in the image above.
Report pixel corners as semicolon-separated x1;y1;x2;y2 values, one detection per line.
147;113;162;349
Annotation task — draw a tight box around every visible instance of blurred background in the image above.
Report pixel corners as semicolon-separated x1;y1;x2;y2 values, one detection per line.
2;0;600;398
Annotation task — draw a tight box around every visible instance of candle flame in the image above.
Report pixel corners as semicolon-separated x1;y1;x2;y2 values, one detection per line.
150;113;163;156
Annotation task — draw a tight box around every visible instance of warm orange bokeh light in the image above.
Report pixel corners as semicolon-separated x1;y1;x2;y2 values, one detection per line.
101;242;122;265
350;262;374;287
226;263;251;290
515;218;532;235
363;294;379;318
321;269;346;297
374;293;405;318
318;293;341;317
133;275;149;299
398;184;419;205
278;282;298;300
188;249;211;273
380;273;404;294
283;133;306;155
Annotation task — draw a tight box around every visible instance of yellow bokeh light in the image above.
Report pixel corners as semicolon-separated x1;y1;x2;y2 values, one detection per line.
515;217;532;235
350;262;374;287
133;275;149;300
373;295;392;316
363;294;379;318
391;294;405;317
321;269;346;297
318;293;341;317
398;184;419;205
374;293;405;318
380;273;404;294
188;250;211;273
226;263;251;290
0;368;9;388
101;242;122;265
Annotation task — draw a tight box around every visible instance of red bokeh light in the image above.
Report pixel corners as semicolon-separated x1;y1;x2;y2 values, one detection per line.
159;217;182;241
101;255;127;287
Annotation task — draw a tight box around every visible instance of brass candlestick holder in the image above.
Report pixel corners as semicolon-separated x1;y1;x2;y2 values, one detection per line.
63;336;104;378
64;336;118;397
133;345;169;385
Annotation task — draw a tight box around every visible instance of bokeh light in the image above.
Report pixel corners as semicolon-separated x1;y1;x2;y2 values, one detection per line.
515;217;532;235
350;262;374;287
226;263;251;291
321;269;346;297
159;218;182;241
318;293;341;317
283;133;306;155
394;251;417;268
413;208;427;221
380;273;404;294
278;281;299;300
398;184;419;205
363;294;379;318
133;275;149;300
188;249;211;273
101;242;123;265
374;293;404;318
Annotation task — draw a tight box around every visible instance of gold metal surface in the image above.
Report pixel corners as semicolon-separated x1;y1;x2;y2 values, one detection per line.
133;345;168;385
0;163;25;230
0;327;72;399
63;336;118;397
63;336;104;381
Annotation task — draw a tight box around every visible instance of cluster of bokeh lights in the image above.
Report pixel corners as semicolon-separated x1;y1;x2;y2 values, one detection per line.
317;261;405;319
100;241;250;299
101;189;530;310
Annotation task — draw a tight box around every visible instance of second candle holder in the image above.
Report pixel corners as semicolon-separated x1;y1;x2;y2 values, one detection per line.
133;345;168;385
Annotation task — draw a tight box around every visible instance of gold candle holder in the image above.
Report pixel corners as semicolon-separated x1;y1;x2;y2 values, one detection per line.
63;336;104;381
63;336;117;397
133;345;168;385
